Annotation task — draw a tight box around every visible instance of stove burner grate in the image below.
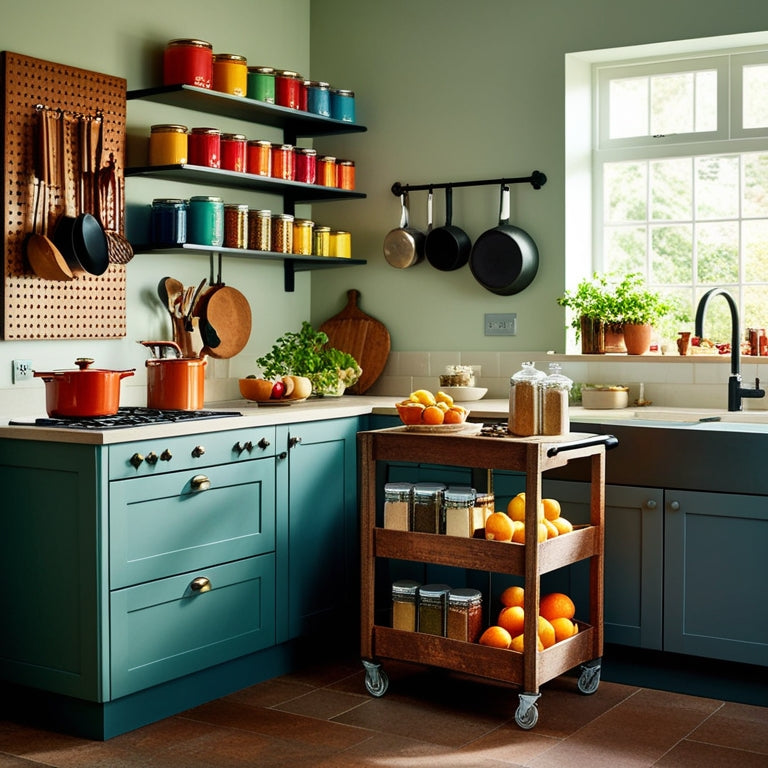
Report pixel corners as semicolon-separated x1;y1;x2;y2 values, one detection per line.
10;407;243;430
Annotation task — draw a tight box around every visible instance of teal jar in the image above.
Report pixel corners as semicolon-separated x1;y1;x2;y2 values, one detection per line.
247;66;275;103
187;196;224;246
306;80;331;117
330;88;355;122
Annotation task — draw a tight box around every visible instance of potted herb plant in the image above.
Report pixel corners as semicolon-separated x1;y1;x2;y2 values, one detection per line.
556;273;615;354
610;273;672;354
255;321;362;396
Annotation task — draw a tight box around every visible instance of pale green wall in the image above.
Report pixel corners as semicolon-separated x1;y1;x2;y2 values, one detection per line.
308;0;768;352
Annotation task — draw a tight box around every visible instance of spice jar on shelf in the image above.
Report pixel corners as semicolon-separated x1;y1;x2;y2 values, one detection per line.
391;579;420;632
509;361;546;437
417;583;451;636
442;486;477;537
411;483;445;534
383;482;412;530
541;363;573;436
447;588;483;643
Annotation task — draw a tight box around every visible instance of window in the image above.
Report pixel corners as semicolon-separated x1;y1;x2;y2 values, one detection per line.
594;50;768;342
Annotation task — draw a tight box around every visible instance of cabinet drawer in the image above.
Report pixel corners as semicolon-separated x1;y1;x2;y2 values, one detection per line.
109;458;275;588
110;554;275;699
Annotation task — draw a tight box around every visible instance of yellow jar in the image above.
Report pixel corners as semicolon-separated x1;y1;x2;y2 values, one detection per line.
313;226;331;256
149;124;188;165
212;53;248;97
293;219;314;255
329;230;351;258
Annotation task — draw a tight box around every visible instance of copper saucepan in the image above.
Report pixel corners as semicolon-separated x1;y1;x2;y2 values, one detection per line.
140;340;207;410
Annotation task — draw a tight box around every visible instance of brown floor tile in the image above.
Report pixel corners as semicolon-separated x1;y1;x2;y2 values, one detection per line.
274;688;371;720
221;677;315;708
654;739;768;768
687;702;768;755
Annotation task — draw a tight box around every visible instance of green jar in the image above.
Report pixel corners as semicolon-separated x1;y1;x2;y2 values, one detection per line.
247;66;275;103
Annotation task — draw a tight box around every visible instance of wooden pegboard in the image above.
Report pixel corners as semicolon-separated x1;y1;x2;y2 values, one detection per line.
1;51;127;339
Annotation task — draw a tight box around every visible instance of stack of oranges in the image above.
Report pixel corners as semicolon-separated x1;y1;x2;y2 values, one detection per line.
395;389;469;426
484;492;573;543
478;588;579;651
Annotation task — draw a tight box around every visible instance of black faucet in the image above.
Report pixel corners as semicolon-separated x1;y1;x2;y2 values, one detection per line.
694;288;765;411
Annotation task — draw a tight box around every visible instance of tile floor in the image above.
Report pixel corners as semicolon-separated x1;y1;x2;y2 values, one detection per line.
0;654;766;768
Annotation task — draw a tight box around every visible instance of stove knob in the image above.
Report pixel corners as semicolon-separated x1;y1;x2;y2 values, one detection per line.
130;452;144;468
233;441;249;455
289;436;302;448
244;441;254;452
160;449;173;462
258;437;270;450
145;452;159;465
192;445;206;458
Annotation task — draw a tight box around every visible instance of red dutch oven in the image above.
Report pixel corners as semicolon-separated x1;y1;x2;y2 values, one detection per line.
34;358;135;417
140;341;207;410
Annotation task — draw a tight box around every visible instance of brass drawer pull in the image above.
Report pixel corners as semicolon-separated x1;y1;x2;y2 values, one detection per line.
191;474;211;491
190;576;212;593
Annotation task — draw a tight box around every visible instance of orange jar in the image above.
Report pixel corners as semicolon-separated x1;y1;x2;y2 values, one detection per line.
213;53;248;96
149;124;188;165
318;155;337;187
337;159;355;190
271;143;295;181
247;140;272;176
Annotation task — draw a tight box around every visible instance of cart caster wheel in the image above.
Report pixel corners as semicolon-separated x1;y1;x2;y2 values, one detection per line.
362;659;389;697
514;692;541;729
577;660;601;695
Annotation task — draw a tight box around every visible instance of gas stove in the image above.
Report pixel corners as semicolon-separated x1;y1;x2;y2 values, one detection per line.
9;406;243;430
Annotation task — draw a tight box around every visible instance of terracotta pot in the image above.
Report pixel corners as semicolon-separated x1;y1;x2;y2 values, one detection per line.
604;323;626;353
623;323;652;355
580;316;605;354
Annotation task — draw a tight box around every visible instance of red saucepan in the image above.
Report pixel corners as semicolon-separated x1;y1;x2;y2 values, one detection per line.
469;185;539;295
34;358;135;417
140;340;208;410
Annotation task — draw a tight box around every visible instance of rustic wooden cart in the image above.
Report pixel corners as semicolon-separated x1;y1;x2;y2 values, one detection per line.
358;426;616;728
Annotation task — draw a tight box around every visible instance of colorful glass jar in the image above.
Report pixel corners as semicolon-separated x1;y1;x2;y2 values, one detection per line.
293;219;314;255
163;39;213;89
447;588;483;643
318;155;337;187
150;198;187;246
275;70;302;109
329;230;351;259
271;213;294;253
294;147;317;184
188;127;221;168
392;580;420;632
306;80;331;117
248;209;271;251
337;159;355;190
271;143;295;181
313;226;331;257
224;203;249;249
149;124;188;166
212;53;247;97
247;140;272;176
246;66;275;103
330;88;356;122
187;196;224;246
220;133;247;173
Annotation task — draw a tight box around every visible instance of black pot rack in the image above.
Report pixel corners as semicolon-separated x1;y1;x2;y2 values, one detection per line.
391;170;547;196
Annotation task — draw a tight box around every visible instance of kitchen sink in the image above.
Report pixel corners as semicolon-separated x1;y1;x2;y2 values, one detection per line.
572;406;768;431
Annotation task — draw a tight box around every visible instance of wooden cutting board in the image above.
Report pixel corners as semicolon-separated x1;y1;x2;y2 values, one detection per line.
319;289;390;394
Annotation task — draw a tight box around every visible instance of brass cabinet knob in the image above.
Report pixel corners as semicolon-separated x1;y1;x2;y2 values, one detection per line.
145;451;159;465
130;453;144;468
160;449;173;462
192;445;206;458
190;576;212;593
191;474;211;491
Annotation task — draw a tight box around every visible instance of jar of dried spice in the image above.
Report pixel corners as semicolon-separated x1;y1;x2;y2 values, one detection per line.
541;363;573;436
383;482;412;530
417;583;451;636
391;579;420;632
508;361;546;437
411;483;445;534
442;486;476;537
447;588;483;643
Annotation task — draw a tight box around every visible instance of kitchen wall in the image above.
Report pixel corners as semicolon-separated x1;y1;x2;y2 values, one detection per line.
1;0;767;418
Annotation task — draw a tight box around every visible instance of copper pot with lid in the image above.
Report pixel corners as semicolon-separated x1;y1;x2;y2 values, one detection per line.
140;341;207;411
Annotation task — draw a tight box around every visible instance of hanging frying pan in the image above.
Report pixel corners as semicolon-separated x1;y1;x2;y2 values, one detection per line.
383;191;425;268
425;185;471;271
469;185;538;295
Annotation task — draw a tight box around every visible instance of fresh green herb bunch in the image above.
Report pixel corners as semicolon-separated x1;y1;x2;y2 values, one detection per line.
255;321;362;395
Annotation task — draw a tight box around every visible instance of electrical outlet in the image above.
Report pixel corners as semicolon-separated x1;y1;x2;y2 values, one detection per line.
12;359;33;383
484;313;517;336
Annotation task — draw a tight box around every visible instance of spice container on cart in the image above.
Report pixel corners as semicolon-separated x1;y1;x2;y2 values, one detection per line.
509;361;546;437
163;39;213;89
247;66;275;103
541;363;573;436
149;124;188;165
442;486;477;537
447;588;483;642
411;482;445;534
384;482;412;530
391;579;420;632
417;584;451;636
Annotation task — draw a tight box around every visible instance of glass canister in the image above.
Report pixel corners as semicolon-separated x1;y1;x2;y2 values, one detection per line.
329;230;351;259
247;140;272;176
271;143;295;180
220;133;247;173
392;580;420;632
149;124;188;165
271;213;294;253
306;80;331;117
447;588;483;643
275;70;303;109
384;482;412;530
188;127;221;168
313;226;331;256
337;159;355;190
224;203;249;249
443;486;477;538
509;361;546;437
163;39;213;89
246;66;275;103
317;155;337;187
417;583;451;636
187;195;224;246
212;53;247;96
411;482;445;534
150;198;187;246
473;493;495;531
541;363;573;436
248;209;271;251
294;147;317;184
293;219;314;255
330;88;356;122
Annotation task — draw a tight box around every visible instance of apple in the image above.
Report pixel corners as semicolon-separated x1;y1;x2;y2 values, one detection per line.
271;380;286;399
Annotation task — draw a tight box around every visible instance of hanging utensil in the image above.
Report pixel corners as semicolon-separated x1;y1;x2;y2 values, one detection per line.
383;191;425;268
425;185;472;271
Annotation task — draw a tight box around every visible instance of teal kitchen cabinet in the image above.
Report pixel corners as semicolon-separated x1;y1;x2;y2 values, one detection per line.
276;417;360;641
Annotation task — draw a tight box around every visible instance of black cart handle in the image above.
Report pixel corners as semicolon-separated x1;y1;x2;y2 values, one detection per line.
546;434;618;457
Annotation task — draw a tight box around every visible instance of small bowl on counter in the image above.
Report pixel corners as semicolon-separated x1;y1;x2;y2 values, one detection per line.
438;386;488;402
581;385;629;409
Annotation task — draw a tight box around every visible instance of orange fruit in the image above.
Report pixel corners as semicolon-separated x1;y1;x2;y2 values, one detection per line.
543;519;560;539
542;498;561;521
443;408;465;424
500;585;525;608
507;493;526;521
511;521;526;544
421;405;445;425
538;616;556;648
510;633;545;653
552;516;573;535
497;605;525;636
540;592;576;621
550;617;578;642
485;512;514;542
395;401;425;425
478;625;512;648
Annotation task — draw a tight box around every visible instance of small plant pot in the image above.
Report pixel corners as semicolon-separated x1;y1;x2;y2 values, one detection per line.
623;322;652;355
580;316;605;354
604;323;626;353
